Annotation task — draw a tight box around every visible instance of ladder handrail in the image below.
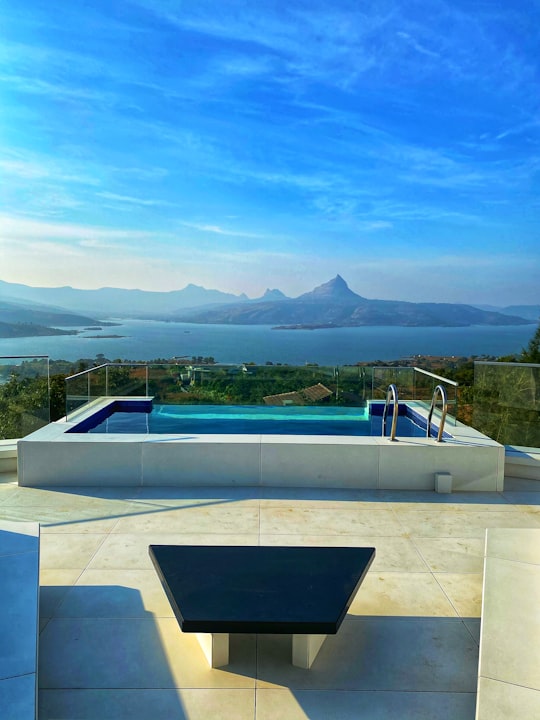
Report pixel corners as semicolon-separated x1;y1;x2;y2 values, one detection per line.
427;385;448;442
382;383;399;441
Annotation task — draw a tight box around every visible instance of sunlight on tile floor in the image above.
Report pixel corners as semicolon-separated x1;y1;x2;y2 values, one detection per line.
1;471;539;720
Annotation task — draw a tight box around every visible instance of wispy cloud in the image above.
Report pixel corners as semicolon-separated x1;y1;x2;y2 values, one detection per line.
0;151;100;187
495;119;540;142
0;214;156;245
180;222;266;239
95;192;169;207
0;73;116;105
395;31;440;59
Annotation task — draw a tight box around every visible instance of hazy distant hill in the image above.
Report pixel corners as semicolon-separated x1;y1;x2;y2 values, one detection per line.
0;279;247;318
249;288;288;303
501;305;539;322
0;298;100;327
474;304;540;321
0;276;534;328
173;275;531;328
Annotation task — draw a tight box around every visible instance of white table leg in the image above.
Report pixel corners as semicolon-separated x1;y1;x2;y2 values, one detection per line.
292;634;327;669
196;632;229;668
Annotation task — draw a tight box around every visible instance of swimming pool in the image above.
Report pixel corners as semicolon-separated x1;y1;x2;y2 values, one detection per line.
67;402;441;438
18;396;504;491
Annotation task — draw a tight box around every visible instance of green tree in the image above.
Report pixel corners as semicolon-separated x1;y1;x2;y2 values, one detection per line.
520;322;540;363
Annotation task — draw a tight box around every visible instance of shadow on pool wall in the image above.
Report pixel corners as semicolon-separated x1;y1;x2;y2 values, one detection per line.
17;398;504;491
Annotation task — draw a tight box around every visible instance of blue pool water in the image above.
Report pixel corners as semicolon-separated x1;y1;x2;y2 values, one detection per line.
69;403;433;437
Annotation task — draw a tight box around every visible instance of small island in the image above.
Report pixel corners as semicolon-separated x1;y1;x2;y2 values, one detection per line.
273;323;339;330
82;334;126;339
0;322;79;339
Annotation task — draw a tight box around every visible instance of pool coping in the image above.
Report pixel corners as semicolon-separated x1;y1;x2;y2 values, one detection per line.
17;397;505;491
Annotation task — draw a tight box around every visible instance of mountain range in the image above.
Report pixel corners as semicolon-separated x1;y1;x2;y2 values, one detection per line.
169;275;532;328
0;275;536;337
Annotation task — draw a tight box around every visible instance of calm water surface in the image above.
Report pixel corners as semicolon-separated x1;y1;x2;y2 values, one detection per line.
0;319;535;364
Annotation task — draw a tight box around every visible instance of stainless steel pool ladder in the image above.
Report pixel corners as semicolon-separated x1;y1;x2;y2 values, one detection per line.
427;384;448;442
382;384;399;441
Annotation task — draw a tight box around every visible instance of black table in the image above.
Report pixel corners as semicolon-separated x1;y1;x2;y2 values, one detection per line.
149;545;375;668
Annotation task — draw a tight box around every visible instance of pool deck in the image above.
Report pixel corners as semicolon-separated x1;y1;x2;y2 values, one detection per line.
17;398;505;491
1;469;539;719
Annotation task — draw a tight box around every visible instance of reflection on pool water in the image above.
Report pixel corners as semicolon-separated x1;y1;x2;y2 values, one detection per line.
67;402;443;438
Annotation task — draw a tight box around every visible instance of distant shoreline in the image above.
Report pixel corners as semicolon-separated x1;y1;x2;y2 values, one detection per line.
0;319;534;366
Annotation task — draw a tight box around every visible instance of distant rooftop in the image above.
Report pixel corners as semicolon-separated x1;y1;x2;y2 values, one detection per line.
263;382;333;406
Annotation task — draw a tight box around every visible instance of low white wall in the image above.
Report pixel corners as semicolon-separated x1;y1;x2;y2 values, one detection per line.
0;441;17;474
504;447;540;481
17;400;505;491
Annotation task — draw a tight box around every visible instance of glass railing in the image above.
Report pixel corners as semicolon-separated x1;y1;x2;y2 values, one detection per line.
0;355;50;439
473;361;540;448
65;363;149;416
372;366;458;424
65;361;458;422
66;362;345;418
15;356;540;448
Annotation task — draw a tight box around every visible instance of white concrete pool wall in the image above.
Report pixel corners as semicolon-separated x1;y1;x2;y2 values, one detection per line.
17;397;505;491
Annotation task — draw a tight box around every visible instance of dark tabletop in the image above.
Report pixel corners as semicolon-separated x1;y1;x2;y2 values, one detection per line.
149;545;375;634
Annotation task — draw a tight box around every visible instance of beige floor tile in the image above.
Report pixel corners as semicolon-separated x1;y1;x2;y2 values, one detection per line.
259;507;404;536
393;508;539;538
39;618;256;689
476;677;540;720
259;535;428;572
255;688;476;720
0;487;134;513
434;573;484;617
255;617;478;692
258;488;376;508
176;688;256;720
39;688;256;720
40;533;106;569
112;506;260;534
349;572;458;617
39;569;82;618
88;533;260;569
388;496;514;512
53;568;176;618
1;478;533;719
130;493;260;509
413;537;485;572
41;516;120;533
0;505;119;531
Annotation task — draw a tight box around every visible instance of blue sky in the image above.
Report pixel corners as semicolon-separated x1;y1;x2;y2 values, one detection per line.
1;0;539;304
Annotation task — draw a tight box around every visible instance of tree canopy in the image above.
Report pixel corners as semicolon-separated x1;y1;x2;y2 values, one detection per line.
521;323;540;363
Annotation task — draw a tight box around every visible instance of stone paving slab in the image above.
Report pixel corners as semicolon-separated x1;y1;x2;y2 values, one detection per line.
1;480;539;719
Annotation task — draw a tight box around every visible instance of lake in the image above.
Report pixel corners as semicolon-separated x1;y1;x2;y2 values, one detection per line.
0;320;536;365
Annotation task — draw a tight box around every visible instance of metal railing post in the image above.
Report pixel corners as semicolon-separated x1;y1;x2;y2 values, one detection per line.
427;385;448;442
382;383;399;441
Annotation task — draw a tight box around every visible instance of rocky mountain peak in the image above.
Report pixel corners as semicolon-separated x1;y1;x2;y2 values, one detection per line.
298;275;365;304
262;288;287;300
